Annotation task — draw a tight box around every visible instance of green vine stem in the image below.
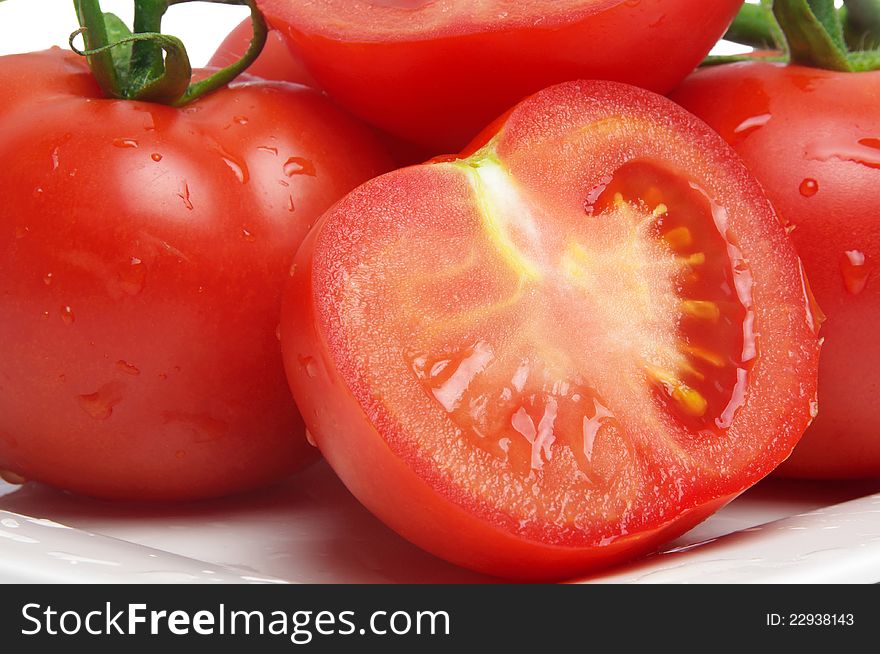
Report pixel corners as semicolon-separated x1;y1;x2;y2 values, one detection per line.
70;0;267;106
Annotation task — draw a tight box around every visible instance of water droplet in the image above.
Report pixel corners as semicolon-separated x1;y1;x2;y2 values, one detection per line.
298;355;318;378
305;430;317;447
258;146;278;156
215;146;249;183
241;227;256;242
43;272;53;286
14;226;29;239
840;250;871;294
233;115;248;125
275;324;282;342
0;469;26;485
158;373;168;380
60;306;75;325
733;113;771;139
77;385;123;420
116;360;140;376
112;138;138;149
799;178;819;197
151;153;163;162
807;137;880;169
288;262;297;277
51;147;60;171
287;195;295;212
33;187;44;198
41;311;49;320
177;180;193;210
117;257;146;295
283;156;317;177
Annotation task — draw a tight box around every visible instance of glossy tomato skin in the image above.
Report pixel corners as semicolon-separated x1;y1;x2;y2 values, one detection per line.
282;80;820;579
259;0;744;150
0;49;391;500
210;23;434;167
672;63;880;479
209;19;317;87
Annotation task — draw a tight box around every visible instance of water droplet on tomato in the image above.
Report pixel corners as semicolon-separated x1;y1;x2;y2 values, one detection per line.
116;360;140;376
40;311;49;321
43;272;53;286
275;324;282;342
151;153;163;162
14;227;29;239
117;257;146;295
177;180;194;210
233;115;248;125
840;250;871;294
298;355;318;378
289;262;297;277
283;157;317;177
806;137;880;169
0;469;26;485
732;113;771;141
112;138;138;149
258;146;278;156
241;227;256;242
809;398;819;419
51;147;60;171
305;430;317;447
77;387;122;420
60;306;75;325
287;195;295;213
215;146;249;184
799;178;819;197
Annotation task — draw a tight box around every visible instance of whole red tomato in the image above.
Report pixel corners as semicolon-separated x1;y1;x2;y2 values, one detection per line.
258;0;745;151
673;62;880;479
0;48;391;500
281;80;820;579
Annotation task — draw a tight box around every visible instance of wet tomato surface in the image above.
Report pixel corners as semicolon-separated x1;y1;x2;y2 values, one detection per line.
281;80;821;579
673;63;880;478
0;48;392;500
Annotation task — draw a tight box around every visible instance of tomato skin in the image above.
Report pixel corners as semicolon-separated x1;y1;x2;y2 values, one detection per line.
672;63;880;479
259;0;744;150
208;19;317;87
0;49;391;501
282;80;820;578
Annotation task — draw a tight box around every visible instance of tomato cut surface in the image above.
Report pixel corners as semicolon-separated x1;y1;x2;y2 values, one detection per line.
281;81;820;579
259;0;744;150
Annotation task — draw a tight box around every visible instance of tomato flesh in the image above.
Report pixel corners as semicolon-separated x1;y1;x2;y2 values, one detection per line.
282;80;820;578
258;0;744;149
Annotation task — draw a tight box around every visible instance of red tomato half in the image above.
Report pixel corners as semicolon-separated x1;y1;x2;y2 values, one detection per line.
673;63;880;479
209;19;317;87
258;0;744;150
281;80;820;579
0;49;391;500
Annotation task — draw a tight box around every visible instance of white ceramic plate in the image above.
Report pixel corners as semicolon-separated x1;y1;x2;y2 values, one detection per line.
2;461;879;584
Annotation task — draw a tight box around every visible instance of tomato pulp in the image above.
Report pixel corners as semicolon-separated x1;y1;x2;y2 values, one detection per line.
281;80;821;579
258;0;745;150
673;63;880;479
0;48;392;500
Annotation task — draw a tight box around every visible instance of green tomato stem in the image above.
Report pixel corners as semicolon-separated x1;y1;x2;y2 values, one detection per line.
70;0;268;106
724;2;781;49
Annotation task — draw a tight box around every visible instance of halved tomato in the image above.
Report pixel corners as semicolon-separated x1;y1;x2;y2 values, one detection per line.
258;0;745;150
281;80;820;579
